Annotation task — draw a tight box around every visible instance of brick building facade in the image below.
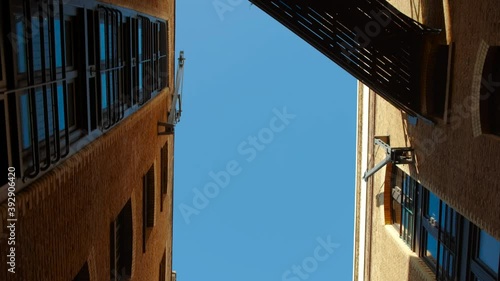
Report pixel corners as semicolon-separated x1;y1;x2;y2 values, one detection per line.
0;0;176;280
353;0;500;280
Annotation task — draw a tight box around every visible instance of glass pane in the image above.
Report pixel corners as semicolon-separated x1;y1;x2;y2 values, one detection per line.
65;20;74;67
67;83;75;128
392;198;402;226
138;21;142;57
427;191;440;223
32;18;50;72
21;86;66;149
15;18;27;74
440;204;457;238
101;73;108;109
108;19;113;62
21;89;53;148
425;231;438;265
139;64;143;90
56;84;65;130
439;245;454;278
478;230;500;274
20;93;31;149
100;20;106;62
36;88;54;140
55;19;62;68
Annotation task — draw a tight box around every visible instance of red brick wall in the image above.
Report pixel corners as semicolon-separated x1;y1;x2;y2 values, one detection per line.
0;90;174;280
0;0;175;280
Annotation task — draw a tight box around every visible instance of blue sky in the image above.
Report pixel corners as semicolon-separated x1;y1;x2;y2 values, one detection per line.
173;1;357;281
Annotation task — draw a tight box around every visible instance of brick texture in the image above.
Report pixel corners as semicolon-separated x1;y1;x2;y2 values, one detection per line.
0;1;175;280
355;0;500;280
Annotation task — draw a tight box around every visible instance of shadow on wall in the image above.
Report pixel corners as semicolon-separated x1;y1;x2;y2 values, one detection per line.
410;0;446;38
407;256;434;281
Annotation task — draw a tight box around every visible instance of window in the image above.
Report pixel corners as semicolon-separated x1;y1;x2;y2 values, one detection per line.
6;1;83;179
420;190;459;280
73;261;90;281
159;249;166;281
478;231;500;274
152;22;160;92
0;1;169;186
469;227;499;281
159;21;168;89
390;168;416;248
160;142;168;212
97;6;125;130
137;16;152;104
143;164;155;252
387;167;500;281
124;17;139;107
110;200;133;280
480;46;500;136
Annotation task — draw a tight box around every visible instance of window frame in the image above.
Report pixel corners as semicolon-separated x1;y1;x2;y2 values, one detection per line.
96;6;125;130
6;1;84;180
160;142;168;212
159;248;167;281
468;227;500;281
137;15;152;105
124;17;139;108
158;21;168;89
110;200;133;281
389;168;417;249
0;0;170;187
419;189;459;280
479;46;500;137
387;167;500;281
143;164;155;252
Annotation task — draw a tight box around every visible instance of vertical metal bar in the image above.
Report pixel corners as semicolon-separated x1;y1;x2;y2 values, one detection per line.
39;1;52;171
99;7;110;130
118;10;124;119
153;22;157;91
104;8;113;128
115;10;120;119
402;174;407;241
459;219;470;281
24;0;41;179
146;18;149;101
94;10;102;130
112;9;119;122
415;182;422;257
59;0;69;158
444;204;449;278
103;7;111;129
399;172;403;237
83;7;92;133
436;200;443;280
97;8;104;129
109;9;115;124
49;0;61;163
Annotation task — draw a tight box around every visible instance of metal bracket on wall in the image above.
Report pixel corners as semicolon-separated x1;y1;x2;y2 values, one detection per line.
157;122;175;135
157;51;185;136
363;137;414;181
